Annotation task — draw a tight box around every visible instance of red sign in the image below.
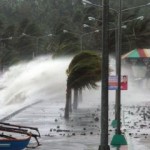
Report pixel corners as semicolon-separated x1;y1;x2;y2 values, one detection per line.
109;75;128;90
120;75;128;90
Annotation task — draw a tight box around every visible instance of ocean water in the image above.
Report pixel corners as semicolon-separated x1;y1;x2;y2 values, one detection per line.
0;55;149;118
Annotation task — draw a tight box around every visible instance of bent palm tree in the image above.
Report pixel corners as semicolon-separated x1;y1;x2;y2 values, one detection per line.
64;51;102;119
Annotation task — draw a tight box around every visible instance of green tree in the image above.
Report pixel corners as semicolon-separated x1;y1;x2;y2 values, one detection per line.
16;21;42;59
0;0;150;65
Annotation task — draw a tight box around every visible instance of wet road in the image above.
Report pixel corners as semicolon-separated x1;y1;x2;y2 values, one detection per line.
2;100;128;150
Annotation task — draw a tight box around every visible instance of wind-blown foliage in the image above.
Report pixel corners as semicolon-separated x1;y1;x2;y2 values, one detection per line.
67;51;102;89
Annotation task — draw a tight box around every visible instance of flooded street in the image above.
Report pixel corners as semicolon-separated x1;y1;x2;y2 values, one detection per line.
1;99;129;150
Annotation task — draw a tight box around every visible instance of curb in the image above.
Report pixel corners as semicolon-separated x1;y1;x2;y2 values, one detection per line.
0;100;42;122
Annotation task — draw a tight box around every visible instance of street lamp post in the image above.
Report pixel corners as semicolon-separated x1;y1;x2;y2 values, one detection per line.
111;1;148;146
98;0;110;150
63;29;99;51
116;0;122;135
111;2;148;146
22;33;53;57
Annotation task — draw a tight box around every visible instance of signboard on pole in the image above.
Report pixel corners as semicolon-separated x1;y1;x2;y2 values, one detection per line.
108;76;118;90
109;75;128;90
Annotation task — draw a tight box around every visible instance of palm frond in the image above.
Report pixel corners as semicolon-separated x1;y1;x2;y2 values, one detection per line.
67;51;102;89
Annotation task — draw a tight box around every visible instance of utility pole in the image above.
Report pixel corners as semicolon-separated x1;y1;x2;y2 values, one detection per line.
116;0;122;135
99;0;110;149
111;0;127;145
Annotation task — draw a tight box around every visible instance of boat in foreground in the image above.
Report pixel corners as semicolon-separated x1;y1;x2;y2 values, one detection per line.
0;136;31;150
0;122;41;150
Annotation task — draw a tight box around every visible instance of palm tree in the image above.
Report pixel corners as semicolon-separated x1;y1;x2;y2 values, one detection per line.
64;51;102;119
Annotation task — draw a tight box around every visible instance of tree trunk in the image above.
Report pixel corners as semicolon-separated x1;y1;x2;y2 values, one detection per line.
69;90;72;112
79;88;83;102
64;85;71;119
73;88;78;110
